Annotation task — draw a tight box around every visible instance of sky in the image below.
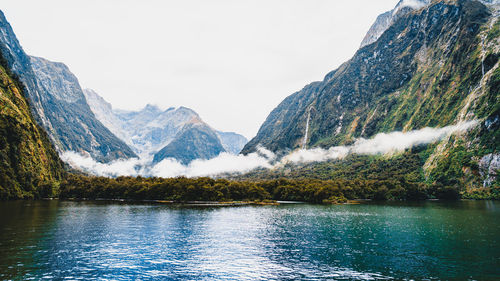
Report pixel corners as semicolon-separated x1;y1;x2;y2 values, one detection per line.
2;0;399;139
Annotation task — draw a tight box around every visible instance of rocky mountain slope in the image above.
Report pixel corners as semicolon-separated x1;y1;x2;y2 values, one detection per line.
242;0;499;188
360;0;431;48
153;122;226;165
0;10;136;163
0;52;64;199
216;131;249;155
84;89;247;163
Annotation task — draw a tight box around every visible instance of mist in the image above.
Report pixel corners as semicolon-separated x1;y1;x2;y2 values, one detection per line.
61;120;477;178
61;147;275;178
280;120;477;165
150;148;274;178
60;152;149;177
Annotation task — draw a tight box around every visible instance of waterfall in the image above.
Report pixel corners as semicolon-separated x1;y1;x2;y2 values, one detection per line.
302;109;311;149
481;32;486;78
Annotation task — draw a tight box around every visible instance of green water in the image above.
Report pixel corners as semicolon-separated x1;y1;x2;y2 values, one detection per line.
0;200;498;280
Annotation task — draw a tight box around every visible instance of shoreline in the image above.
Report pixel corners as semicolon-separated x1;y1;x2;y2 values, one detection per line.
19;198;496;207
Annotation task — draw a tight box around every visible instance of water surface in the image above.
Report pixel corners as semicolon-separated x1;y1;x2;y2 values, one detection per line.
0;200;499;280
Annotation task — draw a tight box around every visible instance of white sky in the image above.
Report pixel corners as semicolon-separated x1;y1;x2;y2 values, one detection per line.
2;0;398;139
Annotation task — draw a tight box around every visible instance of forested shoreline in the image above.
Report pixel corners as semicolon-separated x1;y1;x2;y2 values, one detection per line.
2;150;498;201
55;174;499;203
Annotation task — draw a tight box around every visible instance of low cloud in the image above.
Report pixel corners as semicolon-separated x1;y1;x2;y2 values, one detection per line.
280;120;477;165
60;152;148;177
150;147;274;178
61;121;477;178
61;146;274;178
352;121;476;154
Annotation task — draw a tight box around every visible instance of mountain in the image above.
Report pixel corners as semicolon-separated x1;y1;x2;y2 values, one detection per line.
242;0;499;188
0;10;136;163
84;89;248;163
153;122;226;165
216;131;248;154
360;0;431;48
115;105;200;156
0;51;64;199
360;0;498;48
82;88;129;141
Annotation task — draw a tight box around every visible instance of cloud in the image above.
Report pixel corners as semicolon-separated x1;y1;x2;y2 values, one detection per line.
281;146;349;164
150;148;274;178
61;146;274;178
393;0;430;15
60;152;147;177
279;120;478;165
61;120;478;177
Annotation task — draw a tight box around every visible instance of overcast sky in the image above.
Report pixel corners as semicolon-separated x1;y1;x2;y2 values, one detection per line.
2;0;398;139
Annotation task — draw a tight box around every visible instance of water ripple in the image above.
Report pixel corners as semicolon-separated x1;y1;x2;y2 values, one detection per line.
0;201;499;280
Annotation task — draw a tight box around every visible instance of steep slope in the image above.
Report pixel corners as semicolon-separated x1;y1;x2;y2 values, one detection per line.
360;0;497;48
0;10;136;162
216;131;248;154
83;88;129;141
360;0;431;48
116;105;200;155
152;122;226;165
242;0;499;188
29;57;137;162
0;53;64;199
85;89;248;160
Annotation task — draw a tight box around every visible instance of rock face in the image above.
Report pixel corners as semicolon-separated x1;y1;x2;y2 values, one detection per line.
115;105;200;156
84;89;247;163
243;0;496;153
360;0;431;48
0;10;136;162
0;51;64;199
153;122;226;165
242;0;499;187
479;154;500;186
360;0;498;48
216;131;248;154
83;89;129;141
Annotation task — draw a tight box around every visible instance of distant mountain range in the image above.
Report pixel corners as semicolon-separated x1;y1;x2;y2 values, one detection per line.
0;9;246;165
84;89;247;164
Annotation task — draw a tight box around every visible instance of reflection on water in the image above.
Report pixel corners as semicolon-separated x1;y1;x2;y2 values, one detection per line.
0;200;499;280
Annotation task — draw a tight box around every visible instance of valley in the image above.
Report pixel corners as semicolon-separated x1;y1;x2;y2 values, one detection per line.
1;1;499;280
0;0;498;200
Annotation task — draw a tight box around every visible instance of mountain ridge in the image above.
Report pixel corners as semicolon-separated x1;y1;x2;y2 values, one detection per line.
242;0;499;188
0;10;137;162
84;89;248;163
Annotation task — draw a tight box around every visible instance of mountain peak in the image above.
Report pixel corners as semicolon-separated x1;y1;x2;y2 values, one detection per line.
173;106;198;117
143;104;162;112
360;0;431;48
393;0;431;16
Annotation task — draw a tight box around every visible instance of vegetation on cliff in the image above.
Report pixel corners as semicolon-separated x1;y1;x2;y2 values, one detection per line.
0;54;64;199
242;0;499;192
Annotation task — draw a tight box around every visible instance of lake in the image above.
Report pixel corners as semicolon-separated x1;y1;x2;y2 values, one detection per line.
0;200;498;280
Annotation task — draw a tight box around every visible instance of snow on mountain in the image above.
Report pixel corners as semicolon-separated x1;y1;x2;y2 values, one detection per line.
84;89;248;162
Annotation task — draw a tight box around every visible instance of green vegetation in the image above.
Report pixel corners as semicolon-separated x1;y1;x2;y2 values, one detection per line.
233;150;499;200
240;1;499;197
1;1;498;201
7;144;495;202
238;153;424;182
0;53;65;199
59;150;495;202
